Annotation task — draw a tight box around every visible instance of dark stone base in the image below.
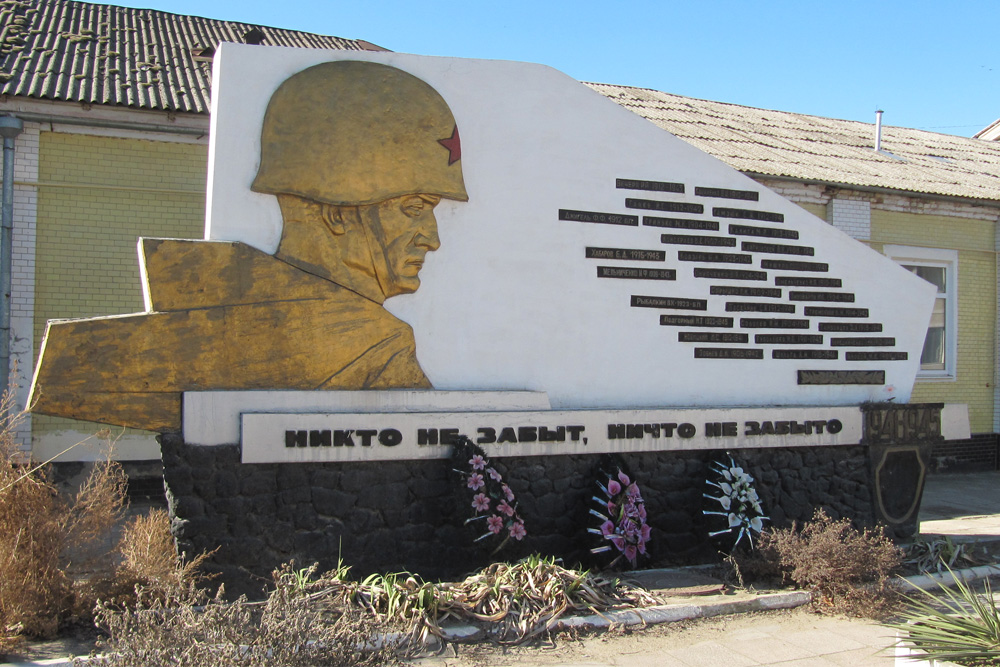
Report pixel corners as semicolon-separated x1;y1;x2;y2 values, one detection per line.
159;433;877;598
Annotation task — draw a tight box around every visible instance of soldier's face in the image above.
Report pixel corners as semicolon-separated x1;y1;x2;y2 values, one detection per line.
364;194;442;298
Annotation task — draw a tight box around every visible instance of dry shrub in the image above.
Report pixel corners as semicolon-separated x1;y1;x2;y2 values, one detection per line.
91;569;398;667
114;508;212;601
0;391;142;645
740;508;903;618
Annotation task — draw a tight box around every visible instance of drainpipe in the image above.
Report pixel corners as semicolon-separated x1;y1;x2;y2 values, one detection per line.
0;115;23;395
874;110;884;152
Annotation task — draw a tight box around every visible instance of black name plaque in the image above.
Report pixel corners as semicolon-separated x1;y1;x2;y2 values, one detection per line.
661;234;736;247
694;268;768;281
679;332;749;343
626;198;704;214
695;347;764;359
598;267;676;280
711;286;782;298
644;216;719;231
631;295;706;310
586;247;666;261
729;224;799;240
616;178;685;193
661;315;734;327
695;187;759;201
559;209;638;226
713;208;784;223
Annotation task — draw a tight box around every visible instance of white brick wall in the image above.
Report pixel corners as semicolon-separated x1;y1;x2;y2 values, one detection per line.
0;123;39;453
827;198;871;240
754;177;1000;223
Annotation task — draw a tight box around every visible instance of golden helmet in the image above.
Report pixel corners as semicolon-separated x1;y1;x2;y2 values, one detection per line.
251;60;468;206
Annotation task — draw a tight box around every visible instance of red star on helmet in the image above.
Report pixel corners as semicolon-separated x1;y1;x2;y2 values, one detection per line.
438;125;461;165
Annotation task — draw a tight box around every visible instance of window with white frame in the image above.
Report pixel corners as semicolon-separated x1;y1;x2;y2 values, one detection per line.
883;245;957;379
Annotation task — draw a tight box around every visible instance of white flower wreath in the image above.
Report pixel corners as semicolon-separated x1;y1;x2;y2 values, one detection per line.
703;457;768;549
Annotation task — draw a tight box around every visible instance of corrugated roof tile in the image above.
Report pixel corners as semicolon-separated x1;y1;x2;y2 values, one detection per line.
588;82;1000;203
0;0;377;113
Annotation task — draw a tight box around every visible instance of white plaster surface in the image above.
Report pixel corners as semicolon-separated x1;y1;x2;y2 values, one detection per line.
184;389;551;446
206;44;936;411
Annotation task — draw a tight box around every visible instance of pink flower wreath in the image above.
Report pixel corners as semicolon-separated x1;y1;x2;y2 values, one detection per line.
451;436;526;554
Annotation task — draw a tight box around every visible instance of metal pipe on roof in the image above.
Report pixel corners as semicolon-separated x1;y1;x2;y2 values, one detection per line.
9;111;208;137
875;110;884;152
0;115;23;399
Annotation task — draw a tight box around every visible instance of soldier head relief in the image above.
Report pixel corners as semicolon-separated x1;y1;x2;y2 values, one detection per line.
252;60;467;304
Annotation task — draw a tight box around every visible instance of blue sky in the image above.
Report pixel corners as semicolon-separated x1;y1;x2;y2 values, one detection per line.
111;0;997;137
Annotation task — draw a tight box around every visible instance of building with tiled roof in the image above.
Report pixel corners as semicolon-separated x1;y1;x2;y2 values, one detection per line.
2;1;996;471
0;0;381;465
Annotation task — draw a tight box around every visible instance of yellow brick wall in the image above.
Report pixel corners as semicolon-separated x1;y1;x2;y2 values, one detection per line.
796;202;826;220
33;132;207;437
871;209;997;433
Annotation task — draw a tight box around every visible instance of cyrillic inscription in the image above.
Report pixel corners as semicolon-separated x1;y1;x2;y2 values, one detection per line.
660;234;736;247
726;302;796;313
695;348;763;359
626;198;704;214
694;268;768;281
711;286;782;298
631;295;706;310
819;322;883;332
616;178;685;193
761;260;828;272
804;307;869;318
740;318;810;329
713;208;784;223
679;332;749;343
597;267;676;280
830;337;897;347
644;216;719;231
863;404;942;444
695;187;759;201
773;349;838;360
678;251;752;264
789;291;855;302
661;315;734;327
559;209;638;226
741;242;815;256
798;370;885;385
755;334;823;344
729;224;799;240
846;351;908;361
775;276;842;287
586;247;665;261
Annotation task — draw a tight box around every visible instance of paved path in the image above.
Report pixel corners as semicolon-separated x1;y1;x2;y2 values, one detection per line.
413;608;905;667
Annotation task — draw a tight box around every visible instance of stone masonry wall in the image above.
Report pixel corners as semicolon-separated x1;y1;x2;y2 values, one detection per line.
160;433;875;598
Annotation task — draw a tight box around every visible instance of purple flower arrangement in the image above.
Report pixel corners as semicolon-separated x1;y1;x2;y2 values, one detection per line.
451;436;526;553
589;467;650;567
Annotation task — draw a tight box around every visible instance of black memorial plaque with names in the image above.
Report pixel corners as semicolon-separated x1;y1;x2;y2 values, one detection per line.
695;348;764;359
597;267;676;280
586;247;666;261
774;349;838;360
804;307;869;318
740;318;810;329
661;315;734;328
789;291;855;302
559;209;638;226
711;286;782;298
678;251;752;264
660;234;736;247
694;268;768;281
846;351;908;361
726;302;796;313
616;178;685;193
755;334;824;345
798;370;885;385
679;332;749;343
762;260;829;272
713;208;784;223
819;322;883;332
742;242;815;256
631;295;707;310
694;187;759;201
644;216;719;231
626;198;704;214
830;337;896;347
775;276;842;288
729;224;799;240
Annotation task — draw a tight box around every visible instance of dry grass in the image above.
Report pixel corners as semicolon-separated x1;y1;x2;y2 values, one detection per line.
92;568;399;667
0;382;200;648
736;509;903;618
